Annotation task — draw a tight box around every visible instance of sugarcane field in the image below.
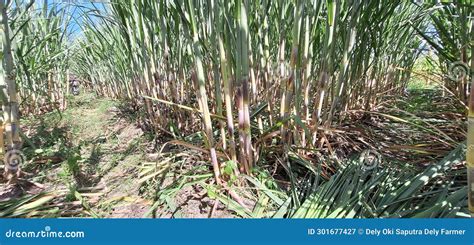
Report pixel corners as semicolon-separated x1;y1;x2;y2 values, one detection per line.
0;0;472;219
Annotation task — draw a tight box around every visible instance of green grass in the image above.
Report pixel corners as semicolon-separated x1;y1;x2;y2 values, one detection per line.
407;78;437;90
407;54;441;91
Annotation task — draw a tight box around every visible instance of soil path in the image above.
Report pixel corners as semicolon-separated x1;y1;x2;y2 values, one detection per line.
2;93;238;218
66;95;150;217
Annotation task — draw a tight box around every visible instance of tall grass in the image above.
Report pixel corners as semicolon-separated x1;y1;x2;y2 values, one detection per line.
0;0;73;181
71;0;426;175
0;0;471;216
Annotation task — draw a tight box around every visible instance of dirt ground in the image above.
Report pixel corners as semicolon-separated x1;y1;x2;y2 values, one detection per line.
0;93;236;218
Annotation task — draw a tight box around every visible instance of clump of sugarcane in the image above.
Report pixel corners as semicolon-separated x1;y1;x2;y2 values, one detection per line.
409;1;473;215
70;0;428;179
413;0;473;104
13;1;72;114
0;0;72;182
0;0;21;182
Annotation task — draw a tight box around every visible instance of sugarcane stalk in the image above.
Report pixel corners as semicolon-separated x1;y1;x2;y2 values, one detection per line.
281;0;303;146
210;0;226;152
187;0;221;181
217;9;237;163
468;20;474;217
236;0;253;173
326;0;359;125
0;0;21;183
312;0;339;146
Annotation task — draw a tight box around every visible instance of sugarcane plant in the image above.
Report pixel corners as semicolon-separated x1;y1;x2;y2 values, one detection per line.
69;0;428;179
0;0;469;218
0;0;22;183
410;0;473;216
0;0;73;183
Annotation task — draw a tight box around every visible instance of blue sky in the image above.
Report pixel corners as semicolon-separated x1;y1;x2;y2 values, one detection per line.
45;0;107;39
